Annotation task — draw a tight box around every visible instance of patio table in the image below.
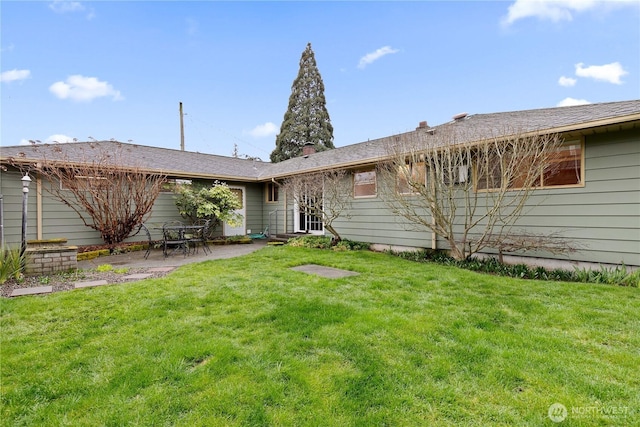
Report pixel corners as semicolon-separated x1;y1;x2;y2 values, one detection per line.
160;223;209;258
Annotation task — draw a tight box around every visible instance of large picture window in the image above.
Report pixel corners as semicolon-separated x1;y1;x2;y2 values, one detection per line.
476;140;583;190
354;170;377;198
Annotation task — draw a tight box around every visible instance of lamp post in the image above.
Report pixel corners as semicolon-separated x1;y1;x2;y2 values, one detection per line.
20;174;31;257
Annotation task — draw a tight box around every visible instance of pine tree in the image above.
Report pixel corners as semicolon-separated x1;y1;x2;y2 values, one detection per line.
270;43;334;163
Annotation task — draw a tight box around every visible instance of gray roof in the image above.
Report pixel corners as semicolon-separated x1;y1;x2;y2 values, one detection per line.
261;99;640;179
3;100;639;181
1;141;271;180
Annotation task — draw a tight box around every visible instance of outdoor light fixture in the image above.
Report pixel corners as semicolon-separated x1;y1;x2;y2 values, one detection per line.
20;174;32;257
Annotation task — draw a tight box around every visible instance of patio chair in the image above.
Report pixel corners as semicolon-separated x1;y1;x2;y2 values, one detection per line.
131;223;153;259
185;219;212;255
162;220;189;258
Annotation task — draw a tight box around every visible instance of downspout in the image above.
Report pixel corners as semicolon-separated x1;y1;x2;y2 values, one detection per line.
36;175;43;239
431;215;437;250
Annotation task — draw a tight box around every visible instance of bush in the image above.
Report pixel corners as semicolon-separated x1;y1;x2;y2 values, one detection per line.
287;236;332;249
0;246;24;284
332;240;370;251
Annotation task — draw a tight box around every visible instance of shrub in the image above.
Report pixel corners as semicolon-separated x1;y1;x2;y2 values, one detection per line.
287;236;332;249
332;240;370;251
0;246;24;284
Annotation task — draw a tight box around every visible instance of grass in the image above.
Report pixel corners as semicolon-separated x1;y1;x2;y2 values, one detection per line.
1;246;638;426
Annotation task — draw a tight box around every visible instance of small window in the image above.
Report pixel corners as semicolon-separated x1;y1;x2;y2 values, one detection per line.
266;182;279;202
161;178;191;192
397;162;425;194
354;170;377;198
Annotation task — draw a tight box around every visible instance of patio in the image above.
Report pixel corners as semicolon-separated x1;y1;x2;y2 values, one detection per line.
78;239;268;270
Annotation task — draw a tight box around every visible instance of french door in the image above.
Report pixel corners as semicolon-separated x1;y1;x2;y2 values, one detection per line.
295;194;324;234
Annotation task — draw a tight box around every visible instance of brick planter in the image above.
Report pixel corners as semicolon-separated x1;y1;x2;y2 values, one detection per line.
25;238;78;275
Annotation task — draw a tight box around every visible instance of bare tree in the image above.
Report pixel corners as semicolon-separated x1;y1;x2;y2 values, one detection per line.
280;169;351;242
378;126;571;260
16;143;166;247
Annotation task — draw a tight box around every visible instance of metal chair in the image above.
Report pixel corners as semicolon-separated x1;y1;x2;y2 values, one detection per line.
186;219;212;255
162;221;189;258
132;223;153;259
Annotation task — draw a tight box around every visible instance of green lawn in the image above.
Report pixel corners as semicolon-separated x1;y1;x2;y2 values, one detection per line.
1;246;638;426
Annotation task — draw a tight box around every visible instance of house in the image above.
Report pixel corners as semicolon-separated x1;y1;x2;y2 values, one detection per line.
1;100;639;268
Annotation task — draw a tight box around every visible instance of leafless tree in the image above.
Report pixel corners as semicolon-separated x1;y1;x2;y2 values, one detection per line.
280;169;352;242
14;143;166;247
378;126;573;260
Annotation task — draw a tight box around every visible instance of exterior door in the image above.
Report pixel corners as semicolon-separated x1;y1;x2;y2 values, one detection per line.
294;194;324;234
223;186;246;236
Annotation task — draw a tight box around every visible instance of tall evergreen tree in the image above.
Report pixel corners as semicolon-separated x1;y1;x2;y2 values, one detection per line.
270;43;334;163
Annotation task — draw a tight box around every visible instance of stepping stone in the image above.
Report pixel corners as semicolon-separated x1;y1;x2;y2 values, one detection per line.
11;286;53;297
123;273;153;280
74;280;109;289
290;264;359;279
147;267;174;273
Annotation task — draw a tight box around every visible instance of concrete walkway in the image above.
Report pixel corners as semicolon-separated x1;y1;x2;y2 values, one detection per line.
78;240;268;270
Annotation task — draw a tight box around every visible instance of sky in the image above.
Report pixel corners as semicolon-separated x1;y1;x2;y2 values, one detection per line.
1;0;639;160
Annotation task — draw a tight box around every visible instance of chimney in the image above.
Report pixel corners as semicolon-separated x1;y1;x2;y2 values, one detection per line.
416;121;428;130
302;142;316;156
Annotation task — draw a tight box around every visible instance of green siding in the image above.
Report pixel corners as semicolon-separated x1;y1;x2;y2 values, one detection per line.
334;128;640;266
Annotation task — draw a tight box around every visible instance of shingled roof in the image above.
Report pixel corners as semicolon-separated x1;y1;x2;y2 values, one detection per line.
2;100;639;181
260;99;640;179
1;141;270;180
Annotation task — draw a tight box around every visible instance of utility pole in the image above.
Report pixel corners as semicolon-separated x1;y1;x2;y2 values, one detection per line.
179;101;185;151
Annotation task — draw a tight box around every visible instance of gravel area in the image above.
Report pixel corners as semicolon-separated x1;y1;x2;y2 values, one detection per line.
1;267;173;298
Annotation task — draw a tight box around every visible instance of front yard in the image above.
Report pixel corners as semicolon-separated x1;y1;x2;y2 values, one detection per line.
1;246;638;426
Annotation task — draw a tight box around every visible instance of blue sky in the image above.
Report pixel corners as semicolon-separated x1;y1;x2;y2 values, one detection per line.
2;1;638;160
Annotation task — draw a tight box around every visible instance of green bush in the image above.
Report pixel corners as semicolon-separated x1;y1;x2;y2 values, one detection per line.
287;236;332;249
0;246;24;284
573;264;639;287
332;240;370;251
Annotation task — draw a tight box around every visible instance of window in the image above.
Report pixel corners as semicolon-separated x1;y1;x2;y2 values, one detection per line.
354;170;376;198
476;140;583;190
397;161;426;194
266;182;279;202
161;178;191;192
543;142;582;186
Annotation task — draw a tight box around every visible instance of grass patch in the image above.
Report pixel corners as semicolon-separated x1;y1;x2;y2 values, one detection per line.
1;246;638;425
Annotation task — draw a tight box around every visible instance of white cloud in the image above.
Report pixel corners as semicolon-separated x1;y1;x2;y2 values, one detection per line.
502;0;637;26
0;69;31;83
245;122;278;138
49;75;123;102
558;75;577;87
557;97;590;107
19;134;76;145
358;46;399;69
575;62;627;84
49;1;84;13
49;1;95;19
